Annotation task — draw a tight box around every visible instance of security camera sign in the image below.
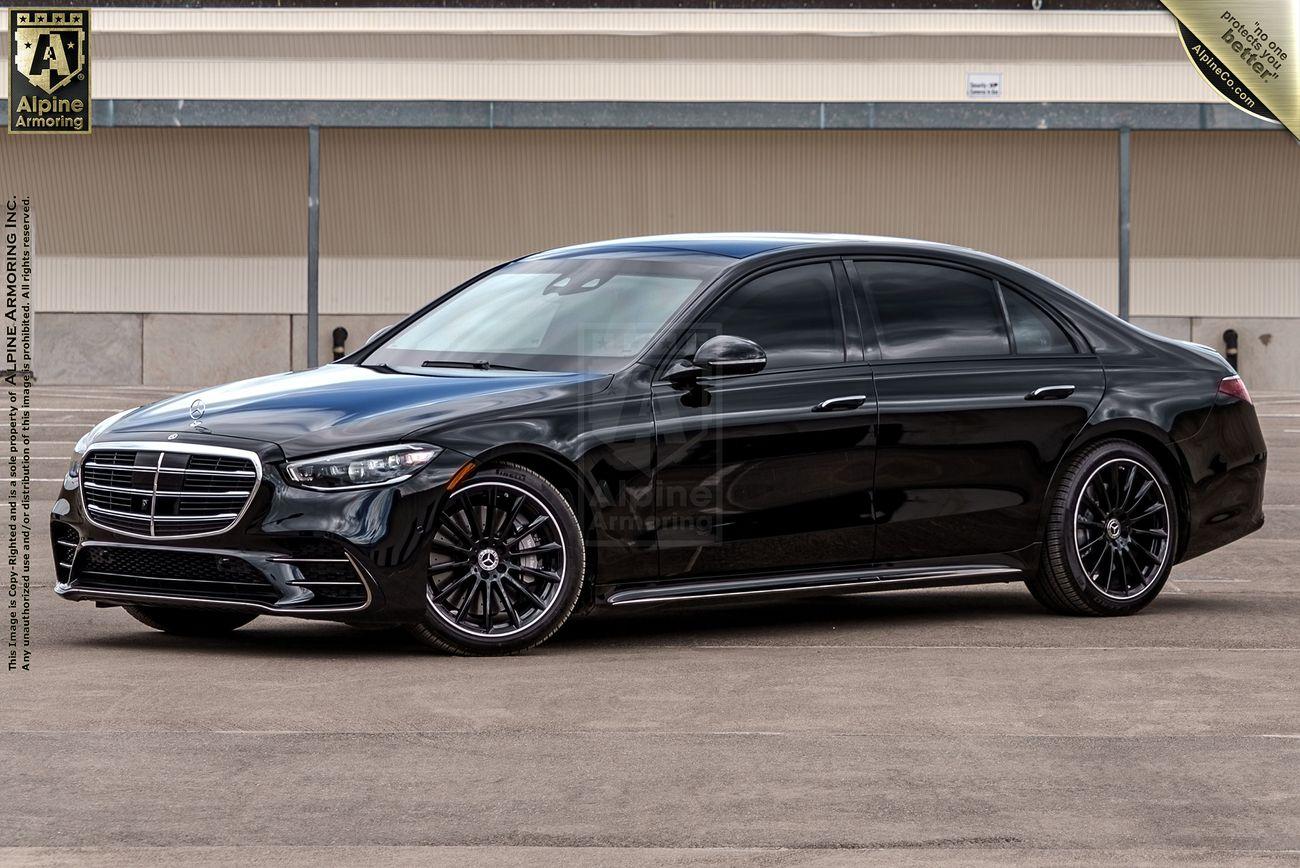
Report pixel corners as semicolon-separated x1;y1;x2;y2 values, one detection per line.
966;72;1003;99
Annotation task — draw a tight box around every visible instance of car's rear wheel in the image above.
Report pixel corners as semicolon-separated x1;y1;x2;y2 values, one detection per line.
124;605;258;636
406;464;585;655
1030;439;1178;615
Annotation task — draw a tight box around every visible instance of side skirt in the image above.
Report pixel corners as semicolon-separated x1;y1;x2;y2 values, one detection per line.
603;564;1025;607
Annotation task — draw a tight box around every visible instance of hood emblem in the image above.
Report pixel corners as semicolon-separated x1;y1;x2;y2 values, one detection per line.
189;398;206;422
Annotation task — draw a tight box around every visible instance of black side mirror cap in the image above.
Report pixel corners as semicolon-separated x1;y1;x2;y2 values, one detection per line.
692;335;767;377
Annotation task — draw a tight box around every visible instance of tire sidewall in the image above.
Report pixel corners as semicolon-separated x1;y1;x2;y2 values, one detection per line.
411;465;585;655
1059;442;1178;614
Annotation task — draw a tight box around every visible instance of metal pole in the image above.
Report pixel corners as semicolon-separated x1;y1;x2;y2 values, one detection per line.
306;125;321;367
1117;126;1131;322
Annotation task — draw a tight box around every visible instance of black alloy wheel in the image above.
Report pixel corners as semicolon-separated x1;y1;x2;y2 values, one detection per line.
1073;458;1171;601
1030;440;1178;616
408;464;585;655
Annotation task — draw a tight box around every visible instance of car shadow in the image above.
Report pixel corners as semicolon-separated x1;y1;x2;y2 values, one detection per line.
60;584;1249;659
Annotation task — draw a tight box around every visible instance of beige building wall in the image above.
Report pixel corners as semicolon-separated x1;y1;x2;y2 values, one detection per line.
5;126;1296;384
0;10;1218;104
9;127;1295;317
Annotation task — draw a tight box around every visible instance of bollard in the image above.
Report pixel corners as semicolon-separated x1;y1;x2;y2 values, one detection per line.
332;327;349;361
1223;329;1239;372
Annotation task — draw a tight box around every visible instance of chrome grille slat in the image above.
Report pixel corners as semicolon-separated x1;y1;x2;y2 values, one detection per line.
156;467;256;477
86;461;255;477
84;480;252;498
80;442;261;540
86;504;239;522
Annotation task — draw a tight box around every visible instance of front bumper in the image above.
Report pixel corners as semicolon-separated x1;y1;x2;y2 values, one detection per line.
52;433;471;623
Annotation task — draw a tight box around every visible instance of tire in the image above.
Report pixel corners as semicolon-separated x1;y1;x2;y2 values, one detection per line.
406;463;586;655
1029;439;1179;616
124;605;258;636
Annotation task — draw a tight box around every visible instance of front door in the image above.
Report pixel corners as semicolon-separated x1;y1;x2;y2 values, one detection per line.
851;259;1105;563
652;260;877;580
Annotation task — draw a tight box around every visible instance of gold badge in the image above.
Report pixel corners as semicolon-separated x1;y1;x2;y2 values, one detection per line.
8;9;91;134
1163;0;1295;137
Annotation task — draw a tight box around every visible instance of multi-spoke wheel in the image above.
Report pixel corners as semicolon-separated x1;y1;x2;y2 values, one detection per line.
1030;440;1179;615
406;464;585;655
1073;458;1171;601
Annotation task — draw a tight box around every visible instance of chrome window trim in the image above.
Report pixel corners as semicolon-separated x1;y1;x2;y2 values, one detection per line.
80;441;264;541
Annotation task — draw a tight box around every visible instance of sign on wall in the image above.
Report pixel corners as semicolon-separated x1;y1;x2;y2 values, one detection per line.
966;72;1003;99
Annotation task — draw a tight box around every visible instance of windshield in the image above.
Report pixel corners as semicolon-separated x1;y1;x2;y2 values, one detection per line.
363;252;731;374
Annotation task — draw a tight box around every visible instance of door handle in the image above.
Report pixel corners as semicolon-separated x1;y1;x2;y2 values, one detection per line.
1026;384;1076;401
813;395;868;412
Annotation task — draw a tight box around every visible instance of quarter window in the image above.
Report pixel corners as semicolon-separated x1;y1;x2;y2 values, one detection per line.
1003;286;1076;354
688;263;845;371
857;261;1010;360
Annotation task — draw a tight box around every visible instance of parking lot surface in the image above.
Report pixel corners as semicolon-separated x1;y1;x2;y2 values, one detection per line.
3;384;1297;866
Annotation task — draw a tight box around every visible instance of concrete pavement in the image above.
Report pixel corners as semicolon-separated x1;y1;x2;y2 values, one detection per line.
2;385;1297;866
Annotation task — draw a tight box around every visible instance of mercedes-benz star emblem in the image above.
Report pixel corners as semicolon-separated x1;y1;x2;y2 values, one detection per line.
189;398;206;421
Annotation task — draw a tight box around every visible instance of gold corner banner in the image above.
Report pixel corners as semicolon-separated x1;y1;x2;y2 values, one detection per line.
1163;1;1296;135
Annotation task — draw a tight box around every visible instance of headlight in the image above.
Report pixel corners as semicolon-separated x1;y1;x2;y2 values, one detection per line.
285;443;441;490
74;407;137;454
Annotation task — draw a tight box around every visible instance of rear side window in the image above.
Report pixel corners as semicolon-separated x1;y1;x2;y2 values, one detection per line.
857;261;1010;360
1003;287;1076;354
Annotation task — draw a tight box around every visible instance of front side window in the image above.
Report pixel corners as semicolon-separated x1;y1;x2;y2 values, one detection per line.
684;262;845;372
857;261;1010;360
365;252;731;374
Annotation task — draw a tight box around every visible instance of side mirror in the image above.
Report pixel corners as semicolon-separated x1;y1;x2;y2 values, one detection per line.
668;335;767;382
366;324;396;345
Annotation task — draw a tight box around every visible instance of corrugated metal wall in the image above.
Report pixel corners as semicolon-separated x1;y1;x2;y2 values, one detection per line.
4;127;1297;317
0;10;1206;104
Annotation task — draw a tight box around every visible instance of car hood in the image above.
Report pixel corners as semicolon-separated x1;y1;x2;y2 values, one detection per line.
102;364;610;457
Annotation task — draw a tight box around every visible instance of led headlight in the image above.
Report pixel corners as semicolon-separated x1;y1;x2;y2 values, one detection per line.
74;407;137;454
285;443;441;490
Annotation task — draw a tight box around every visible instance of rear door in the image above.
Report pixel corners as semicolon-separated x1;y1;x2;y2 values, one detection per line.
850;258;1105;563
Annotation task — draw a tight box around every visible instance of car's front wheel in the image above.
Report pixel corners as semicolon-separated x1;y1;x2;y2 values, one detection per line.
124;605;258;636
1029;439;1178;615
407;464;585;655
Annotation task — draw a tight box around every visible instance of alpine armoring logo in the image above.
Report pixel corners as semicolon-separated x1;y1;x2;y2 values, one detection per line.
8;9;91;134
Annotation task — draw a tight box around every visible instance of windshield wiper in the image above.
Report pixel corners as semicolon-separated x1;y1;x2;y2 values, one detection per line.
419;359;535;372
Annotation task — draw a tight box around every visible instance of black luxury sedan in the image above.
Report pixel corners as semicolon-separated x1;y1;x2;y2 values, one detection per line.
53;234;1266;654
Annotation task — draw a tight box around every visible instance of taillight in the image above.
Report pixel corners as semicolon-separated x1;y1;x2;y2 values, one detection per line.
1217;375;1252;404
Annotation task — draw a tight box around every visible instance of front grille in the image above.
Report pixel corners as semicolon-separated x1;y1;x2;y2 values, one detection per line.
69;546;280;604
81;445;259;538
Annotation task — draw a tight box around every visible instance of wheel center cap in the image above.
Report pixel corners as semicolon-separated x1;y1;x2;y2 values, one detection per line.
1105;518;1123;540
476;548;501;572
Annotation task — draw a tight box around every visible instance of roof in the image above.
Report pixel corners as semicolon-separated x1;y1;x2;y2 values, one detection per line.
532;232;961;260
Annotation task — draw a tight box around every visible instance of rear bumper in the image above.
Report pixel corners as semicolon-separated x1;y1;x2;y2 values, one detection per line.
1179;398;1268;562
51;434;471;623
